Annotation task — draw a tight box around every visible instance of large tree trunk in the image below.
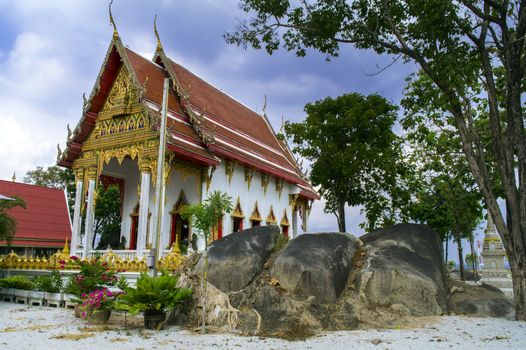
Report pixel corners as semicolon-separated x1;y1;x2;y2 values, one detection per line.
469;236;476;280
444;232;449;264
336;201;346;233
455;232;465;281
509;255;526;321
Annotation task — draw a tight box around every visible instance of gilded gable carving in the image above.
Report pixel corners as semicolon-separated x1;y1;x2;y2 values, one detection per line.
102;65;138;114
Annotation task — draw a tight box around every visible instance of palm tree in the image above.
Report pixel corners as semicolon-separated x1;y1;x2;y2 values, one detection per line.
181;191;233;334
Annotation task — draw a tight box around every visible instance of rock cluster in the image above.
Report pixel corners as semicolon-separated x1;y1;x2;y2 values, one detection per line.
183;223;513;338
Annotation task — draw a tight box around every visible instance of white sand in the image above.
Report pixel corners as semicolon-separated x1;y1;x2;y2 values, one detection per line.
0;302;525;350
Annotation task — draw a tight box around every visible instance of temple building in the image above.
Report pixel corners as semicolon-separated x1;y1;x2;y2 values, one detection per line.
0;180;71;257
57;24;318;260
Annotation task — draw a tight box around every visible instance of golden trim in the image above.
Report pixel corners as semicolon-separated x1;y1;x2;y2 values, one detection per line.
231;196;244;219
245;167;254;191
261;174;269;195
250;201;262;222
266;205;276;224
280;209;290;227
225;160;236;185
275;178;284;198
206;166;216;193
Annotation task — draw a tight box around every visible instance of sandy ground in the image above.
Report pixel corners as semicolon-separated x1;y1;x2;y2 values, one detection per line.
0;302;525;350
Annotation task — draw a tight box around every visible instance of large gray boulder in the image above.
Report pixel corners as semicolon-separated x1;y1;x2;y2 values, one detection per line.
448;281;514;317
359;223;447;316
196;225;281;292
271;233;360;303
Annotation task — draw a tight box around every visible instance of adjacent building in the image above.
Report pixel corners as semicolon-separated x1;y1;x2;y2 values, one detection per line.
0;180;72;257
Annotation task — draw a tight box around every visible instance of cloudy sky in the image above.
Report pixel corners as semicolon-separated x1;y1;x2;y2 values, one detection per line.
0;0;489;255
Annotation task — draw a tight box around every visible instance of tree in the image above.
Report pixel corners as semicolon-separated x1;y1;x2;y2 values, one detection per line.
0;196;26;242
94;184;122;250
24;166;76;217
284;92;407;232
181;191;233;334
402;82;484;280
226;0;526;320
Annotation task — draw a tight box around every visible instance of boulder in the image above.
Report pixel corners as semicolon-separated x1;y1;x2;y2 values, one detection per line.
448;281;514;317
196;225;281;292
359;223;448;316
271;233;359;303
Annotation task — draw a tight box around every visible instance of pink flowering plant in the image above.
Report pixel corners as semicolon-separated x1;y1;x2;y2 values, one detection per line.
63;257;118;298
80;288;119;318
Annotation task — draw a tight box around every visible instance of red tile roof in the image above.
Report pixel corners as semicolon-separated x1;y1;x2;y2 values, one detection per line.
60;39;318;200
0;180;71;248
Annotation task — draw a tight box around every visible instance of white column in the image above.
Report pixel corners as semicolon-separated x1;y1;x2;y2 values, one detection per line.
82;178;96;258
136;171;151;259
302;203;308;233
70;177;84;256
292;208;298;239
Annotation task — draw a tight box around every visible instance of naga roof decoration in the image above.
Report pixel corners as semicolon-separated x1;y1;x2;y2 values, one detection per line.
58;22;318;200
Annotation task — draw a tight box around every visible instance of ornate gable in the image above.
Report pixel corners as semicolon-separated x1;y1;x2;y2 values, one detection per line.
266;205;276;224
100;65;139;116
250;201;262;222
231;197;244;218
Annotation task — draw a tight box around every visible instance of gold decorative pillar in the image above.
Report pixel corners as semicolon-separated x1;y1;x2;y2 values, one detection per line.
70;168;85;256
82;167;97;258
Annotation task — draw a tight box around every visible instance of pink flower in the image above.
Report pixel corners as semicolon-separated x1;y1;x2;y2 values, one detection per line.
71;256;78;260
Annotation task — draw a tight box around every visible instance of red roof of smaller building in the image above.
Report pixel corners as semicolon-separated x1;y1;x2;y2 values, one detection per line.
0;180;71;248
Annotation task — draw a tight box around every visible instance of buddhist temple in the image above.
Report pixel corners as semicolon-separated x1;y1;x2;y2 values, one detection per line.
57;19;318;261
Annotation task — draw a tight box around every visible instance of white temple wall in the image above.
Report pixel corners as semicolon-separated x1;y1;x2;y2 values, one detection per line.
206;160;301;238
98;155;307;253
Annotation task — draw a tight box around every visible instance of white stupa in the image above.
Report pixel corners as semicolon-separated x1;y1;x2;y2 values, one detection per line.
481;212;512;289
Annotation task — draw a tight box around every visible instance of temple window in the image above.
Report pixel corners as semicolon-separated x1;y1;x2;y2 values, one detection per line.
250;201;262;228
170;190;190;251
280;209;290;238
231;196;244;233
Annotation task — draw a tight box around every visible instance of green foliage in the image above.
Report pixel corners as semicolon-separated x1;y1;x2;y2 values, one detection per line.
465;253;477;266
114;272;193;315
226;0;526;317
272;232;289;253
0;275;33;290
95;184;122;250
0;196;26;242
181;191;233;245
33;270;63;293
284;92;409;232
116;275;129;291
446;260;456;271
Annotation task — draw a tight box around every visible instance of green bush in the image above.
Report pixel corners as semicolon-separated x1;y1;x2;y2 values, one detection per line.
272;233;290;253
0;275;33;290
33;271;63;293
114;272;192;315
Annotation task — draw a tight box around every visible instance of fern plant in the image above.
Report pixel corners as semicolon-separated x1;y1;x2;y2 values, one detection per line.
114;272;192;315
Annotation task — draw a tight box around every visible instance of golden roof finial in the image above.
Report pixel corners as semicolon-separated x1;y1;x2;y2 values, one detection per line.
63;237;70;254
11;172;16;182
109;0;119;39
154;14;163;51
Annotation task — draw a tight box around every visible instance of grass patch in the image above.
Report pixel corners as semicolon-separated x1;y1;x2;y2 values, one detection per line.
50;333;95;341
